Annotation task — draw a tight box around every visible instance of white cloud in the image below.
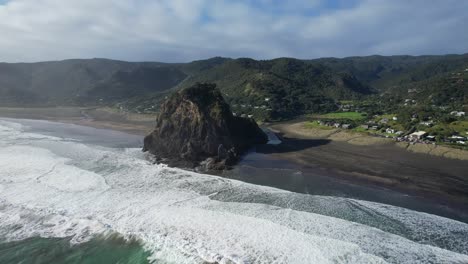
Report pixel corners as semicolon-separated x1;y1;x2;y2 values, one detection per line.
0;0;466;62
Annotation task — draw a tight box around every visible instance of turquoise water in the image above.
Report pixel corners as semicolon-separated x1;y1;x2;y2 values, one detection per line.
0;236;150;264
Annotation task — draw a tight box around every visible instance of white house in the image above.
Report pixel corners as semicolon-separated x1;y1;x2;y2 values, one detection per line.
450;111;465;117
409;131;427;140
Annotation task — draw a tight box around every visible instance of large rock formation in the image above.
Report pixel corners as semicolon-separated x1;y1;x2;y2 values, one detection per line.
143;83;268;170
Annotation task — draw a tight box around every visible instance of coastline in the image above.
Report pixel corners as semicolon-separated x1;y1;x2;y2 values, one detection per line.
0;107;155;136
264;121;468;205
1;107;468;207
270;121;468;161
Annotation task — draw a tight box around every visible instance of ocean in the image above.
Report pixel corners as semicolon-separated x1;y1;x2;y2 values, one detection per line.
0;118;467;264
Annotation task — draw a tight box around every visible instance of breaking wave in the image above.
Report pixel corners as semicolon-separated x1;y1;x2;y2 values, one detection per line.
1;119;468;264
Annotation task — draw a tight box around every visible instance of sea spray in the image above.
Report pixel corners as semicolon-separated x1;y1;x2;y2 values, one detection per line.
0;119;468;263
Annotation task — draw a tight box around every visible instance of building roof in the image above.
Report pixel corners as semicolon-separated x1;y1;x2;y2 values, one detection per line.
410;131;427;137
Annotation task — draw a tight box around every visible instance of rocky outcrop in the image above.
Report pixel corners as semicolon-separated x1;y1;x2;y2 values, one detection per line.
143;83;268;170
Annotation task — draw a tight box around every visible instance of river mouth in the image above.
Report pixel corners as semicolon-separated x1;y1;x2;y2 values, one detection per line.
1;118;468;263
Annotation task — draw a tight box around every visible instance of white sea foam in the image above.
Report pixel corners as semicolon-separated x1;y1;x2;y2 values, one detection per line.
0;119;468;263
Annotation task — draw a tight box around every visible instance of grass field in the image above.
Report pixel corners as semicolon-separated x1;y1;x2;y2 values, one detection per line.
449;121;468;133
427;120;468;136
303;121;335;130
313;112;366;120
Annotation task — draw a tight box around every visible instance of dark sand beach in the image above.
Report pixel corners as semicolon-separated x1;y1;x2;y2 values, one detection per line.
263;122;468;204
1;107;468;215
0;107;155;135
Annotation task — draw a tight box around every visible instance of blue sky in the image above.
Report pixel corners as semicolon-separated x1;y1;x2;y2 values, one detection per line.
0;0;466;62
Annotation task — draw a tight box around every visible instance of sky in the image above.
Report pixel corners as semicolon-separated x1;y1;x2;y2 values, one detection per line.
0;0;467;62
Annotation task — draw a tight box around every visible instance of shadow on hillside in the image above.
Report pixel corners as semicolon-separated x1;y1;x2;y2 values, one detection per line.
256;135;331;154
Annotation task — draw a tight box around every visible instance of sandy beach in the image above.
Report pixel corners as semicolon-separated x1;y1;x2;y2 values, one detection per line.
0;107;156;135
1;107;467;206
264;121;468;204
272;121;468;160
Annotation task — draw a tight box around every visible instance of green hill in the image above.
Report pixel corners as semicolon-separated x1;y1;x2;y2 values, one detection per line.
0;54;466;120
0;58;185;106
314;54;468;91
176;58;373;119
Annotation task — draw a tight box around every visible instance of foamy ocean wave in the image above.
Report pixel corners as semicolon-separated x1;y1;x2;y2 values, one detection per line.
1;119;468;264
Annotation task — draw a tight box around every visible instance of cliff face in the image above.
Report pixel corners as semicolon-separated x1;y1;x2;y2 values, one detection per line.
143;83;268;169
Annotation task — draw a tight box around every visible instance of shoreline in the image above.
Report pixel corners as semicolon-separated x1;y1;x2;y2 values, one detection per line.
0;107;155;136
269;121;468;161
1;107;467;207
263;121;468;205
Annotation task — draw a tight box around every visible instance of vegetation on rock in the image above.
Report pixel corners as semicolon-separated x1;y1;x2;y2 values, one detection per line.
143;83;268;170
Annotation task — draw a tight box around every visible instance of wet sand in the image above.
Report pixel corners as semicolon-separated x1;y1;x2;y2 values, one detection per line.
0;107;156;135
273;121;468;160
1;107;467;208
265;122;468;205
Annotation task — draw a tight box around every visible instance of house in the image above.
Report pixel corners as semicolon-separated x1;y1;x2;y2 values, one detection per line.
395;131;404;135
409;131;427;140
370;125;379;130
247;114;253;118
333;123;341;128
420;121;434;126
342;124;352;129
450;135;465;141
426;135;436;141
450;111;466;117
392;116;398;121
457;141;466;145
264;98;270;102
385;128;395;134
360;124;369;130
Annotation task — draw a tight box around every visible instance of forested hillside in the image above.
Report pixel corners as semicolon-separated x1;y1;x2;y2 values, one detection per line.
0;58;185;105
0;54;466;120
176;58;373;119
